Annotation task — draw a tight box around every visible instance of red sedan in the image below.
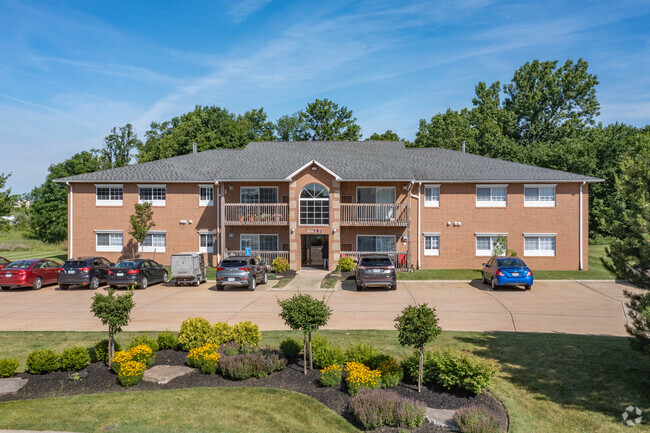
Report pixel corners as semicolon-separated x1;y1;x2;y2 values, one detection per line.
0;257;9;269
0;259;63;290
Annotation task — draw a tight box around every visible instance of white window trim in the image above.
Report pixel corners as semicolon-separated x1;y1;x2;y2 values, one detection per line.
355;235;397;252
476;184;508;208
94;230;123;252
95;184;123;207
299;184;330;226
240;186;279;203
424;184;440;208
138;184;167;206
423;232;440;256
140;231;167;253
239;234;279;251
198;231;214;253
199;184;214;207
523;233;557;257
475;233;508;257
524;184;557;208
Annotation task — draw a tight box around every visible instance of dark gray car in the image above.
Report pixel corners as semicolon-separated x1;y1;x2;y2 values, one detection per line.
58;256;113;290
216;256;267;291
355;255;397;291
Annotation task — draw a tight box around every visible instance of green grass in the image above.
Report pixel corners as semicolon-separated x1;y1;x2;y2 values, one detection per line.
2;330;649;432
398;244;616;280
272;273;296;288
320;273;351;289
0;229;67;262
0;387;359;433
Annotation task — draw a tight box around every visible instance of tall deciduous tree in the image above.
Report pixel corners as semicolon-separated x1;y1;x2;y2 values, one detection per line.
414;108;477;151
0;173;15;230
129;202;155;257
90;288;135;368
238;108;276;141
93;124;141;169
367;130;402;141
275;113;308;141
298;99;362;141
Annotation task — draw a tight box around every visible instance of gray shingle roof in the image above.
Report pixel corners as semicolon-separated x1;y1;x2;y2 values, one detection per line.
56;141;602;183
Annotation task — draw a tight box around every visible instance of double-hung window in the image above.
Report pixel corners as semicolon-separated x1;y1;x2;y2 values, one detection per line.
95;184;123;206
139;185;166;206
240;187;278;203
524;234;556;256
199;232;214;253
95;231;123;252
475;234;507;256
356;235;396;252
240;234;278;251
141;232;166;252
424;185;440;207
524;185;556;207
199;185;214;206
424;233;440;255
476;185;507;207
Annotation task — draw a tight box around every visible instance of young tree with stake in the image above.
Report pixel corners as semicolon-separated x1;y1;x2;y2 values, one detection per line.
90;288;135;368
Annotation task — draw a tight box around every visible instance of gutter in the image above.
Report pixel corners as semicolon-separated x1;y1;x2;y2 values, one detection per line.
215;181;220;263
579;181;585;270
410;182;421;270
67;182;72;259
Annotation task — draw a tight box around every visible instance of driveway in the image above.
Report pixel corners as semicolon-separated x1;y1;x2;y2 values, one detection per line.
0;279;636;336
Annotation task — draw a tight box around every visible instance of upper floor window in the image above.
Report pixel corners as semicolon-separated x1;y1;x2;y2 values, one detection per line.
95;231;123;252
424;233;440;255
199;232;214;253
476;185;507;207
300;183;329;225
95;184;123;206
240;187;278;203
139;185;166;206
424;184;440;207
357;187;395;204
141;232;166;252
475;234;507;256
199;185;214;206
524;185;556;207
524;234;556;256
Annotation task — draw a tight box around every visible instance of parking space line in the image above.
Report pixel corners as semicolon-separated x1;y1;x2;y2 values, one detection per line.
575;281;629;327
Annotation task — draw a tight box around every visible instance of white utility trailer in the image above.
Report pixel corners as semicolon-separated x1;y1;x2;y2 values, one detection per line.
171;252;207;286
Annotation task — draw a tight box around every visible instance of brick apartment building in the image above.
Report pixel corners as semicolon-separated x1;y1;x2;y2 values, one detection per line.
57;141;601;271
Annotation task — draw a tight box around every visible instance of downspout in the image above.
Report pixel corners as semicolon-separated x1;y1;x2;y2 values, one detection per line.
409;182;421;270
67;182;72;259
215;181;220;263
579;181;585;270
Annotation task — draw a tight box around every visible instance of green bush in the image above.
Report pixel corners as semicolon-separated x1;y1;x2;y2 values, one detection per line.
60;346;91;371
338;257;355;272
93;339;122;362
0;358;19;378
208;322;234;345
345;342;380;365
320;364;342;387
350;388;426;429
26;349;60;374
157;331;178;350
312;335;346;369
231;321;262;346
376;357;403;389
279;337;302;362
128;335;159;352
453;406;507;433
177;317;212;351
272;257;290;273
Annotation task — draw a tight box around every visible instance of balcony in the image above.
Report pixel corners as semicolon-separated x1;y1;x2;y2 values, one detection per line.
225;250;289;265
340;203;408;226
224;203;289;225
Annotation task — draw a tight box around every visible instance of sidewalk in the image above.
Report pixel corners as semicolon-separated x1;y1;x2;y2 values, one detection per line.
277;269;330;291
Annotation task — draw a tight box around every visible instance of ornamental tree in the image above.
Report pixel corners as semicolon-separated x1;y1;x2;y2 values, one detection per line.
395;304;441;392
90;288;135;368
277;293;332;374
129;202;155;258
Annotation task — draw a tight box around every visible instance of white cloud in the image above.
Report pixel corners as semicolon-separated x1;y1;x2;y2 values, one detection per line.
228;0;273;23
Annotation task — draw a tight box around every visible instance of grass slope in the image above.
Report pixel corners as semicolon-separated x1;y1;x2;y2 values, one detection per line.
0;229;67;262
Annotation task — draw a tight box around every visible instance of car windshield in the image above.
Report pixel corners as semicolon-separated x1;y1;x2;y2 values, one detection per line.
498;259;525;267
220;260;247;268
360;258;392;267
5;261;34;269
63;261;91;268
114;261;138;269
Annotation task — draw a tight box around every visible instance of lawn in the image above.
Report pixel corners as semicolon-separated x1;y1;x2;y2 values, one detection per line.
2;330;649;432
398;244;616;280
0;229;67;262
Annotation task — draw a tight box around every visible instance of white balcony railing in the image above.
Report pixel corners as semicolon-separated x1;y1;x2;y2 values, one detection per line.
224;203;289;225
225;250;289;266
340;250;409;271
341;203;408;226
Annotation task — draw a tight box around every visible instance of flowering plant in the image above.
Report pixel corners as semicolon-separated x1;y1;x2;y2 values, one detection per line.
186;343;220;373
111;350;133;374
377;358;403;389
200;351;222;374
117;360;146;387
320;363;342;387
345;362;381;395
128;344;155;367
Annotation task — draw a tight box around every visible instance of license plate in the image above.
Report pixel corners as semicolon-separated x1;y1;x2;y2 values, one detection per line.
372;269;381;273
5;274;11;277
228;278;235;282
68;270;76;274
117;273;124;277
512;273;519;276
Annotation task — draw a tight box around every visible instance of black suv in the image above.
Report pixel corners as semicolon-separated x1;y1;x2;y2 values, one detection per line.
355;255;397;291
58;256;113;290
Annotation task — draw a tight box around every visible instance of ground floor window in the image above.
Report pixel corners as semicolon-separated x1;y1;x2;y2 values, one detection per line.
95;231;123;252
356;235;396;252
199;232;214;253
475;234;506;256
240;234;278;251
424;234;440;255
524;235;556;256
141;232;166;252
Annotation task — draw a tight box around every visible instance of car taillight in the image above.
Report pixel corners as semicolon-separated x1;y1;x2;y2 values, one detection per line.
79;267;91;273
496;270;505;276
526;270;532;277
239;267;249;272
358;266;367;270
108;270;114;275
127;269;140;274
17;270;26;276
217;267;225;271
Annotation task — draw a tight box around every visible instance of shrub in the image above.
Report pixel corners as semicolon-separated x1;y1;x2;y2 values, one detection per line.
312;335;346;369
320;363;342;387
338;257;355;272
231;321;262;346
60;346;91;371
377;357;403;389
350;388;426;429
453;406;507;433
177;317;212;351
279;337;302;362
345;342;379;365
186;343;220;370
128;335;159;352
219;348;286;380
128;345;155;367
272;257;290;273
209;322;234;345
0;358;19;378
111;350;133;374
345;362;382;396
26;349;60;374
117;360;146;387
219;342;241;357
94;339;122;362
157;331;178;350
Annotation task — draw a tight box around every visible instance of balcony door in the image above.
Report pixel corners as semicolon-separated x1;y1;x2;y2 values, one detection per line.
357;187;396;221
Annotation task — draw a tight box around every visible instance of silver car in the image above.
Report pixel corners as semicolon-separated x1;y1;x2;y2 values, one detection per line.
216;256;267;291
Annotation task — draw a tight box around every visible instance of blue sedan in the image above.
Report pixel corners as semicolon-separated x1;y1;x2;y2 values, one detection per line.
482;257;533;290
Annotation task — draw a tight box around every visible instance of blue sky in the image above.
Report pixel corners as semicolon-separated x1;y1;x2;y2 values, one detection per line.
1;0;650;193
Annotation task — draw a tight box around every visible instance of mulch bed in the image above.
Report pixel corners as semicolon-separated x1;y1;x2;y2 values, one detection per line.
1;349;508;432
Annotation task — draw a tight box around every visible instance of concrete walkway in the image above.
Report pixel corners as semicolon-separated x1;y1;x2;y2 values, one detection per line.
279;269;330;291
0;279;637;336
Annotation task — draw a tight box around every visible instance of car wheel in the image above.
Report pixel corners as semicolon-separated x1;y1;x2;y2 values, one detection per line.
32;277;43;290
390;284;397;291
491;277;497;290
174;282;180;287
0;286;8;290
139;277;148;290
162;272;169;283
262;272;268;284
248;277;256;291
216;285;224;291
90;276;100;290
525;284;532;291
59;284;70;290
194;279;200;286
482;273;487;284
356;282;362;291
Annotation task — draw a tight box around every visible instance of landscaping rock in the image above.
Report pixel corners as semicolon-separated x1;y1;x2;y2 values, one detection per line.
143;365;193;385
0;378;28;396
425;407;459;431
